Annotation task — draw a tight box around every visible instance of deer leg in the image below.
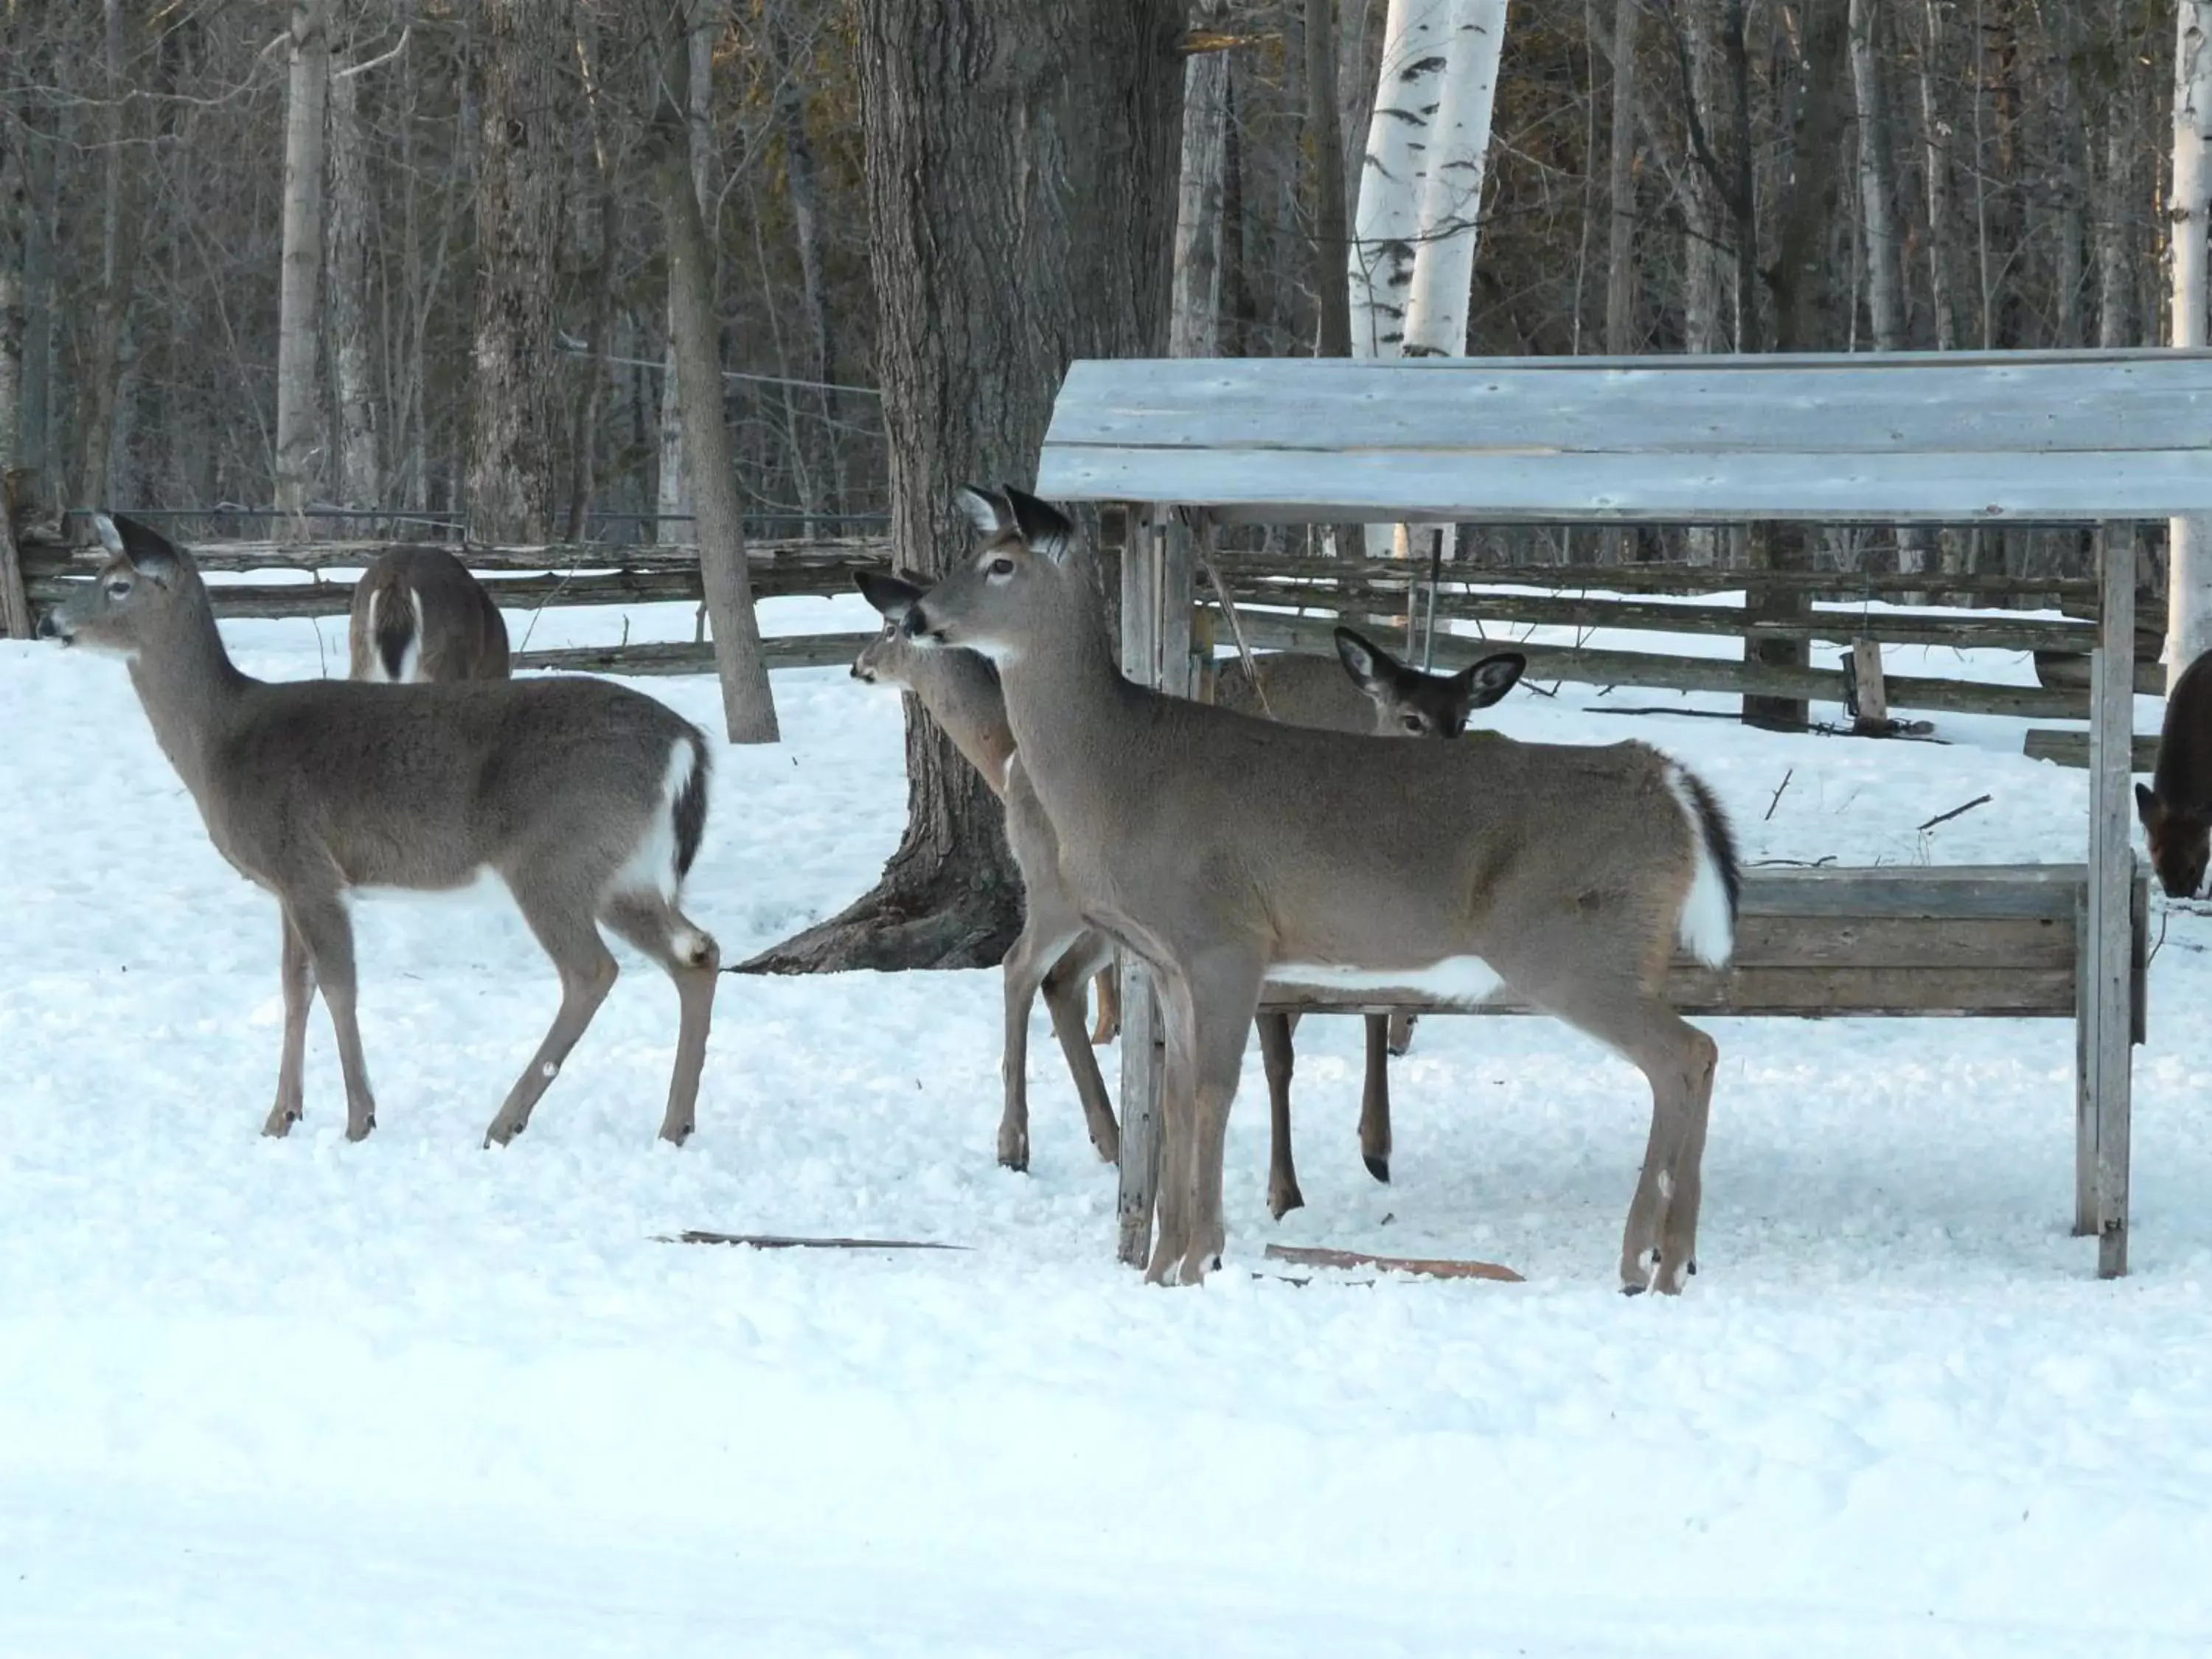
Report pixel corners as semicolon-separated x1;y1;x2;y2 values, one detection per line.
1553;992;1717;1295
484;883;618;1148
1088;961;1121;1045
1360;1012;1394;1183
1146;961;1200;1286
1385;1010;1419;1057
998;914;1092;1171
287;893;378;1141
1174;948;1267;1286
600;893;720;1146
1043;933;1120;1164
263;909;317;1138
1255;1011;1303;1219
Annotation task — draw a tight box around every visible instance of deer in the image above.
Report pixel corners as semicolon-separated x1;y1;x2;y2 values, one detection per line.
852;571;1521;1213
2137;646;2212;899
35;512;720;1149
1211;630;1523;1214
902;486;1739;1293
349;546;512;684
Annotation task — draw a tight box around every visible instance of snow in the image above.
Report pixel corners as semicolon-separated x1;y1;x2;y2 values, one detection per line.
7;588;2212;1655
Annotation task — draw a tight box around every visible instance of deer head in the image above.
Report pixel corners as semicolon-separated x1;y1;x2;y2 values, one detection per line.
1332;626;1525;738
901;484;1082;663
2135;782;2209;898
851;569;933;689
37;514;201;660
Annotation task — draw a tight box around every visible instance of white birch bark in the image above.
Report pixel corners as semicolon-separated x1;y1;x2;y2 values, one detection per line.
2170;1;2212;687
1347;0;1455;361
274;0;331;521
1397;0;1505;359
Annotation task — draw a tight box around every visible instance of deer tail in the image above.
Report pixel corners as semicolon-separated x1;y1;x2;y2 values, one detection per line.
1663;762;1739;968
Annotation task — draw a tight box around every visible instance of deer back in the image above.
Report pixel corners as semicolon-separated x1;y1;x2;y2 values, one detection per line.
2140;645;2212;895
349;547;512;684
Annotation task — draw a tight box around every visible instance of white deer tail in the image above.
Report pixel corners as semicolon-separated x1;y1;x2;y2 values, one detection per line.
1663;762;1739;968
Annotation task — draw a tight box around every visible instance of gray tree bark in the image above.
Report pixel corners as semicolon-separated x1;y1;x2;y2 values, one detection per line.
325;51;382;508
465;0;566;543
653;0;717;540
746;0;1185;973
274;0;331;521
768;0;844;528
80;0;148;508
1172;13;1232;360
655;44;780;746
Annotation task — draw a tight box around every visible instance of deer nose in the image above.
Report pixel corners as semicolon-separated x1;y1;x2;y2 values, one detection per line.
34;611;61;641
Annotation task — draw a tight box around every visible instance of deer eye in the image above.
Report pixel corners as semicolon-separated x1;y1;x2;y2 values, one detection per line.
1400;714;1425;734
987;556;1016;577
105;579;133;599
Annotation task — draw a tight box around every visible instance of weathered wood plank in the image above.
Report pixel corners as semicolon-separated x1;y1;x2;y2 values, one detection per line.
512;633;874;676
1722;914;2073;970
1207;555;2106;601
1260;966;2078;1018
1046;352;2212;459
1223;611;2100;720
1043;444;2212;526
2022;729;2159;772
1219;582;2106;653
2088;523;2137;1277
1116;504;1164;1271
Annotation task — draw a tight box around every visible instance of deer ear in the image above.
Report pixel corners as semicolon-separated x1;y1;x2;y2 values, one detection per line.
2137;782;2163;829
105;512;183;582
1000;485;1074;563
855;569;927;622
1458;651;1526;708
1332;625;1398;689
956;486;1012;536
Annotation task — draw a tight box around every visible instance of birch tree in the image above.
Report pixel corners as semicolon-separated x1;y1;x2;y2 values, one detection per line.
2171;2;2212;686
274;0;331;521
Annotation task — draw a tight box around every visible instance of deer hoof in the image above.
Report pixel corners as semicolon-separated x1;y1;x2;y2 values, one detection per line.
1363;1153;1391;1185
659;1120;693;1147
261;1107;299;1138
1267;1180;1305;1221
484;1116;522;1148
996;1127;1029;1172
345;1115;375;1144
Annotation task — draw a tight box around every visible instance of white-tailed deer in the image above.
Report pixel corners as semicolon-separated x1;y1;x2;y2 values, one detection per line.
349;546;512;684
905;487;1739;1293
37;514;719;1147
852;572;1521;1205
2137;646;2212;898
1213;630;1523;1214
851;571;1119;1171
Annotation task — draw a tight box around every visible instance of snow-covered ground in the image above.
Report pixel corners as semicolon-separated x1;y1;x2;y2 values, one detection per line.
5;585;2212;1656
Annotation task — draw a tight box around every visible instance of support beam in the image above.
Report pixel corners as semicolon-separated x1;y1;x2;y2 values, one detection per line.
2086;521;2138;1276
1116;504;1164;1267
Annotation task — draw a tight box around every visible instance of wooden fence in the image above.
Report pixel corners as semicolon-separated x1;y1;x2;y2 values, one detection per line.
11;532;2162;763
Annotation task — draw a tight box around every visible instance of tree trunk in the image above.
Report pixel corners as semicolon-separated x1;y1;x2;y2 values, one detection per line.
1917;0;1961;352
769;0;845;529
1603;0;1639;355
80;0;148;508
275;0;331;523
19;105;52;509
1;127;26;640
1399;0;1505;358
326;55;381;509
566;11;617;542
1307;0;1353;360
657;77;780;745
2169;1;2212;687
745;0;1184;973
1744;0;1849;732
465;0;566;544
1172;12;1231;359
653;0;718;542
1349;0;1455;360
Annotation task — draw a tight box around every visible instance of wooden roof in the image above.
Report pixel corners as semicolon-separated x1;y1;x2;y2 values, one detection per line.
1034;349;2212;525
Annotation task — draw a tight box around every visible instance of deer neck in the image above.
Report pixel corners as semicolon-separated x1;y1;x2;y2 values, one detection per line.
126;582;252;797
904;650;1018;799
989;581;1142;821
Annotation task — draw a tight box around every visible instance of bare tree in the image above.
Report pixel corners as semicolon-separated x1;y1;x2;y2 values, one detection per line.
465;0;568;543
325;29;398;509
1172;13;1233;360
275;0;333;521
746;0;1185;972
2171;1;2212;685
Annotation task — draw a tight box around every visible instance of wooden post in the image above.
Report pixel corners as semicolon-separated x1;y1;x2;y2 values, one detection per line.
0;490;32;641
1116;503;1163;1267
2086;521;2137;1277
1848;638;1888;734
